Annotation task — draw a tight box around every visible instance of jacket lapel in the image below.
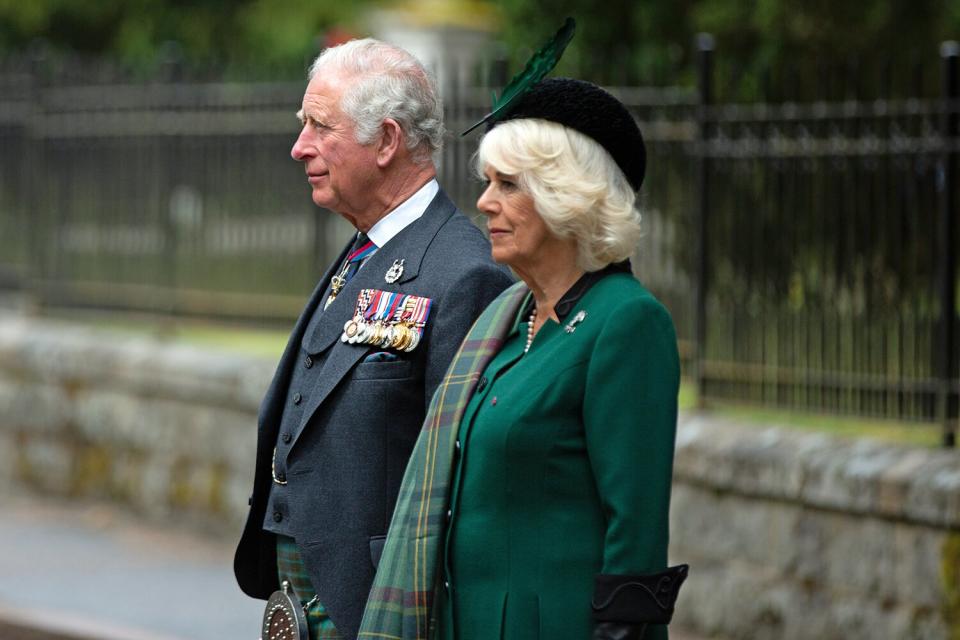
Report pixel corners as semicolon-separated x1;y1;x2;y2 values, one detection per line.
292;189;458;441
257;240;352;433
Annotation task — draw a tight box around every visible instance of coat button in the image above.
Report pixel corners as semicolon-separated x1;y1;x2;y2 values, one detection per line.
293;392;302;405
476;377;487;392
281;432;292;444
454;439;461;453
446;509;452;522
444;580;450;590
273;511;283;523
304;356;313;369
276;472;286;483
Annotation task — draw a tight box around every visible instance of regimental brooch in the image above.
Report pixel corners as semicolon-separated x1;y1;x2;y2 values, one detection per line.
384;259;405;283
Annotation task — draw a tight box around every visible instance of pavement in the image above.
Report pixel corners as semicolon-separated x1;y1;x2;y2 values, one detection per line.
0;493;711;640
0;494;261;640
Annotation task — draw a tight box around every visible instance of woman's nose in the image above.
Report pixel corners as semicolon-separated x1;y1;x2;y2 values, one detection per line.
476;185;496;215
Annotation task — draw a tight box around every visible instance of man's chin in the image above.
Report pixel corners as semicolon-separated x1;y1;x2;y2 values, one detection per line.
311;192;335;210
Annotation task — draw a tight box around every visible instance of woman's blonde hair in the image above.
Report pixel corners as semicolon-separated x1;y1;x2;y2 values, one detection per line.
475;118;642;272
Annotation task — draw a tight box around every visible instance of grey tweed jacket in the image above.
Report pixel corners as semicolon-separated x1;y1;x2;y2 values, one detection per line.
234;189;513;640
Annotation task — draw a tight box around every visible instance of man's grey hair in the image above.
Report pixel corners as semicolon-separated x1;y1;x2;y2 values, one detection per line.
309;39;444;165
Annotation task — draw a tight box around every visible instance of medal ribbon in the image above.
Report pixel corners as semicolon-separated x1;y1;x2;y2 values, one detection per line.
364;290;385;321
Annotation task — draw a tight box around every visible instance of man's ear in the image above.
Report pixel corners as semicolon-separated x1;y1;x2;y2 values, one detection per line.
376;118;404;167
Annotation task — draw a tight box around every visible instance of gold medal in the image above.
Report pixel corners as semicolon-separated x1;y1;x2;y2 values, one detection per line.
391;324;407;350
377;324;393;349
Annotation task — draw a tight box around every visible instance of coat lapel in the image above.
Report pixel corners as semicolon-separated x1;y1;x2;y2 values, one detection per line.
292;189;458;443
257;240;352;433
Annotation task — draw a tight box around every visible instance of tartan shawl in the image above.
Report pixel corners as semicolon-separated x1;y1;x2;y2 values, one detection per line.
358;281;529;640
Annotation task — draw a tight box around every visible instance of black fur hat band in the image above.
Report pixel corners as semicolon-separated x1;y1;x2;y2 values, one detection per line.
490;78;646;191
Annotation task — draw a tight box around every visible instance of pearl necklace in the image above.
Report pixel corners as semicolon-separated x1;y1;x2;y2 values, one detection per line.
524;306;537;354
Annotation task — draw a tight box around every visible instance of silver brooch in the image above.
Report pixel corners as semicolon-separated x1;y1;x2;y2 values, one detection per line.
384;259;405;284
564;310;587;333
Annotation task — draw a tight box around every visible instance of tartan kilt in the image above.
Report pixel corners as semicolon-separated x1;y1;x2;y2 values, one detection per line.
276;535;343;639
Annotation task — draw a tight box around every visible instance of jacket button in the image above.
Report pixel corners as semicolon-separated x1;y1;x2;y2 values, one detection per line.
282;432;292;444
454;439;461;453
476;377;487;392
293;393;302;405
444;580;450;590
276;472;286;483
273;511;283;523
304;356;313;369
446;509;452;522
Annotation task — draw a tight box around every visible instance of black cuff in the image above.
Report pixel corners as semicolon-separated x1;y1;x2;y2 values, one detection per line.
591;564;689;624
591;622;647;640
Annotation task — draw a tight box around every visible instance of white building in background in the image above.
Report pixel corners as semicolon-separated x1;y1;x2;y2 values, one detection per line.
367;0;500;101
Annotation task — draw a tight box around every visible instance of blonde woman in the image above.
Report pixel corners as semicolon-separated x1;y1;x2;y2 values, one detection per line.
361;78;687;640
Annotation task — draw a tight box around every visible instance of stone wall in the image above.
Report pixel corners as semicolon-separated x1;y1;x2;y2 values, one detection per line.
670;417;960;640
0;316;958;639
0;316;270;531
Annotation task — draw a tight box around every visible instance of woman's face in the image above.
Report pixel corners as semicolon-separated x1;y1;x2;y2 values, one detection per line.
476;165;553;269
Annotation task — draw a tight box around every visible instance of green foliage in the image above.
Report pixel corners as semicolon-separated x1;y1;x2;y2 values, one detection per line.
0;0;378;75
1;0;958;83
493;0;694;83
492;0;960;88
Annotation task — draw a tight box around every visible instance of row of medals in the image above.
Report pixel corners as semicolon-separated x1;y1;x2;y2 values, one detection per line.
341;316;422;352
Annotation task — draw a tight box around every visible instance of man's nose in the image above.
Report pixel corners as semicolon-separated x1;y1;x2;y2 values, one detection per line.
291;126;312;161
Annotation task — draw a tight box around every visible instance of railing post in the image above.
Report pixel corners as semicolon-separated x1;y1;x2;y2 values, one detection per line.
937;41;959;447
695;33;715;409
26;44;48;302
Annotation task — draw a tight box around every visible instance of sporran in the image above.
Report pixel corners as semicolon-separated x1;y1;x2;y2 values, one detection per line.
261;580;309;640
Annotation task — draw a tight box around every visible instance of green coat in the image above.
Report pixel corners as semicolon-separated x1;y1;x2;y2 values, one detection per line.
436;271;680;640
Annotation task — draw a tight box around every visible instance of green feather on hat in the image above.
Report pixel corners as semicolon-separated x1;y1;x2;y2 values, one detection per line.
462;17;576;135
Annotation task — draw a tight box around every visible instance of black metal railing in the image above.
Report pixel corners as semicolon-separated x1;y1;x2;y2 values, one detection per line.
691;38;959;444
0;42;956;441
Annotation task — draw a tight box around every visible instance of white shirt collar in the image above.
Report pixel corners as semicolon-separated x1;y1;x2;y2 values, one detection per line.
366;179;439;248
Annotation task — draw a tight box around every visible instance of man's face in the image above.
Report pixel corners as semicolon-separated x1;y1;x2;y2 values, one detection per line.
291;73;379;218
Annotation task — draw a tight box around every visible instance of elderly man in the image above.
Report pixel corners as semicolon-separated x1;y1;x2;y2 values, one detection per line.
234;39;512;640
